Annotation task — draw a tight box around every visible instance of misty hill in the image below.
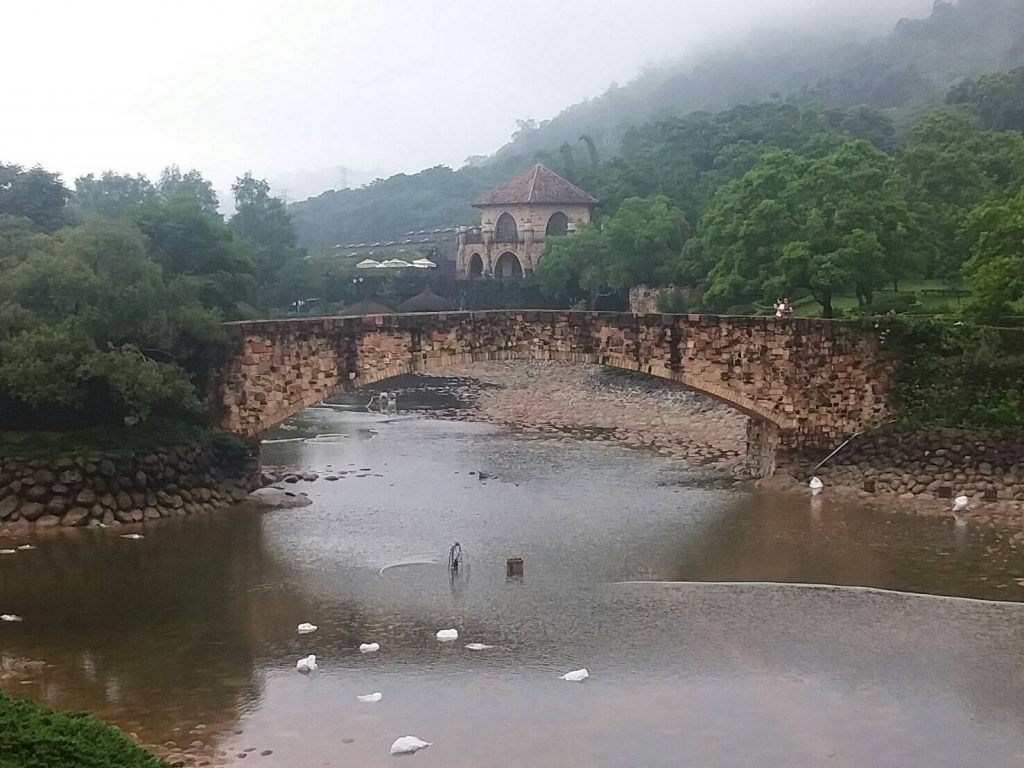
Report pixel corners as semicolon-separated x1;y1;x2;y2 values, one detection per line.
290;0;1024;252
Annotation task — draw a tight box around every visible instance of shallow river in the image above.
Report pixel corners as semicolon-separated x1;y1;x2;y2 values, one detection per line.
2;379;1024;767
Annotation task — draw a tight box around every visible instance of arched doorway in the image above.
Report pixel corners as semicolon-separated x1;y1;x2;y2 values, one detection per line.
545;211;569;237
468;253;483;278
495;251;523;278
494;212;519;243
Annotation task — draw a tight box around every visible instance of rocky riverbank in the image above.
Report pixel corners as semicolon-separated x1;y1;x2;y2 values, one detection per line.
420;362;749;471
0;435;260;532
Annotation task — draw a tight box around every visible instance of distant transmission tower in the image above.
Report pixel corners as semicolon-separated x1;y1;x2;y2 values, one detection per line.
279;188;291;205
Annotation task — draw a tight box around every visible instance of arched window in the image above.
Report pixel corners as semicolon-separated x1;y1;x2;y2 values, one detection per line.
494;212;519;243
495;251;523;279
545;211;569;237
468;253;483;278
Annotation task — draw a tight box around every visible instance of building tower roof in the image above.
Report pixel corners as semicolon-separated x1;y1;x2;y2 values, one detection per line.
473;164;598;207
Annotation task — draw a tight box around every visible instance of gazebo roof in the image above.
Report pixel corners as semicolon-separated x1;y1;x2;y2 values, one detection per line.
338;298;394;316
397;287;457;313
474;164;597;207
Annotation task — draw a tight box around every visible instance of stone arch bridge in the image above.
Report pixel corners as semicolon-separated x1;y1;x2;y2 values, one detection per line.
216;311;896;476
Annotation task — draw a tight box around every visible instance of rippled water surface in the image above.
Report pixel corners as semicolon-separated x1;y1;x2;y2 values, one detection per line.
2;382;1024;767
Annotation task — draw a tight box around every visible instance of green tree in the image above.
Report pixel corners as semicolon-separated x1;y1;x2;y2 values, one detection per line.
73;171;156;219
701;140;914;316
0;163;69;231
134;197;255;312
947;67;1024;132
0;214;54;270
895;109;1024;278
157;165;220;215
230;173;303;303
962;188;1024;322
535;224;609;308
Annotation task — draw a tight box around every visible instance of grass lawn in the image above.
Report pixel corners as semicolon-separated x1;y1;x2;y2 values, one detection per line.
793;280;969;318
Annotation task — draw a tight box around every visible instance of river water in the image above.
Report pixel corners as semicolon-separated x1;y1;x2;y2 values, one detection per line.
2;377;1024;767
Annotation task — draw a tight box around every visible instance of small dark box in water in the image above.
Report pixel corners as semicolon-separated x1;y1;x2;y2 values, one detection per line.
863;479;876;493
506;556;524;578
937;486;953;499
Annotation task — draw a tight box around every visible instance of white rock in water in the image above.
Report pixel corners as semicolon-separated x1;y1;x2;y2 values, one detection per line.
560;668;589;682
390;736;431;755
809;477;824;493
246;487;314;509
297;622;317;634
1;614;23;622
0;549;16;555
435;629;458;642
119;534;144;540
15;545;35;551
359;642;380;653
357;692;382;703
465;643;494;651
296;654;317;673
953;495;970;512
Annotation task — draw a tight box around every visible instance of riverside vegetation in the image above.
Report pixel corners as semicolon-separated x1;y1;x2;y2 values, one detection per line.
0;690;168;768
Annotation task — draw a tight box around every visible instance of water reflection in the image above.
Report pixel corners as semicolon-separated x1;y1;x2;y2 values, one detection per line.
0;388;1023;766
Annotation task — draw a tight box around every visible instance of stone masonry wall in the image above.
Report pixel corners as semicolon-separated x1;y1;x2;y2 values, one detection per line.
0;438;260;530
816;427;1024;502
216;311;897;473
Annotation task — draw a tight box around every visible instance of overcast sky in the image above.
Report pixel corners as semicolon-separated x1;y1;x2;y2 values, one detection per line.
2;0;933;203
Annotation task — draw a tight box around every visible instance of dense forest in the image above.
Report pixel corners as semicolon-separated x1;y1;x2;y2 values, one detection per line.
0;164;303;430
289;0;1024;251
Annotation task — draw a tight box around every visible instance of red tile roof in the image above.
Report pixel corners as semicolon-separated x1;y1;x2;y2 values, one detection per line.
474;164;597;207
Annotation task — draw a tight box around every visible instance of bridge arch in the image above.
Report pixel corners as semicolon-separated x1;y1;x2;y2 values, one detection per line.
217;311;895;476
468;252;483;277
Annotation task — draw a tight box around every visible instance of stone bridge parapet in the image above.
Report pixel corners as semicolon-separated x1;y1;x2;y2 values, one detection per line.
215;311;897;476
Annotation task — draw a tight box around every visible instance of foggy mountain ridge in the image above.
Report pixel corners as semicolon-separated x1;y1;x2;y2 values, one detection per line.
288;0;1024;251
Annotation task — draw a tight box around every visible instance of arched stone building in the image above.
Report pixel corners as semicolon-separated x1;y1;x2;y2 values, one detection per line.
456;164;597;278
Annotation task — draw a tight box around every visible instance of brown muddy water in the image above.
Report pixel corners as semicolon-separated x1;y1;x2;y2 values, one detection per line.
1;377;1024;767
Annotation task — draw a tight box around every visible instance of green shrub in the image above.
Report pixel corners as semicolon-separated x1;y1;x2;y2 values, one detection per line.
878;317;1024;431
0;690;168;768
854;292;919;316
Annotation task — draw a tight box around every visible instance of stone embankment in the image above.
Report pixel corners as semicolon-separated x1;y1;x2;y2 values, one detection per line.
0;437;260;531
809;427;1024;527
421;361;749;470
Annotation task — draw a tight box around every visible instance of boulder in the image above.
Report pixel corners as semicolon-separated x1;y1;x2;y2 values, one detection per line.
116;491;134;511
59;468;83;484
245;487;314;509
25;484;48;502
35;514;61;528
76;488;97;505
0;495;18;520
61;507;90;527
19;502;45;522
45;497;67;516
